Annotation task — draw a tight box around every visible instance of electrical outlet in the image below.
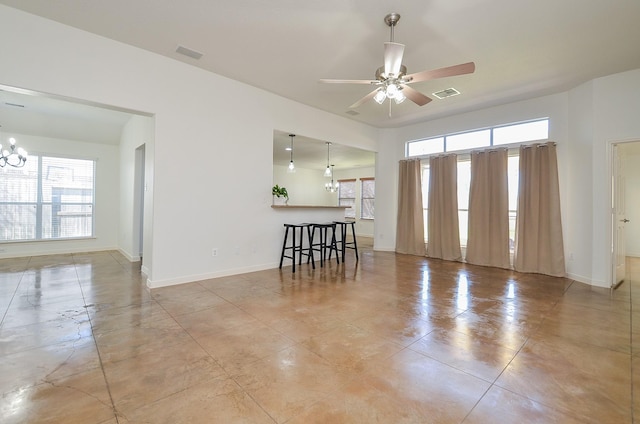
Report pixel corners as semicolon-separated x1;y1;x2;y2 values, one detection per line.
212;248;218;257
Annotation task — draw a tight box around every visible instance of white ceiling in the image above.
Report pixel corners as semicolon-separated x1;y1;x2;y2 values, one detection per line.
1;1;639;167
2;0;639;129
0;87;135;145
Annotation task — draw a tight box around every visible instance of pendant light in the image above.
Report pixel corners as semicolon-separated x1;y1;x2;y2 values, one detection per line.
324;142;332;177
287;134;296;173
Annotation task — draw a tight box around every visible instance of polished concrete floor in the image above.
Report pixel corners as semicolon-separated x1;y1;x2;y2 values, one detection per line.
0;242;638;423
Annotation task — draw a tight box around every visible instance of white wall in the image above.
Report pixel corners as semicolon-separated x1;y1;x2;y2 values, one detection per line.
0;132;119;258
273;165;339;206
565;81;595;284
589;69;640;286
623;150;640;257
119;115;154;266
0;5;378;287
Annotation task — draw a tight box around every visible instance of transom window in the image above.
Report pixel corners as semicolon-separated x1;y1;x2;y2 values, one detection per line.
0;154;95;242
406;118;549;157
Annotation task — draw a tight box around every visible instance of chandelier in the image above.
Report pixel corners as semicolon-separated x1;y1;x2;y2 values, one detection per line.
325;164;339;193
0;129;28;168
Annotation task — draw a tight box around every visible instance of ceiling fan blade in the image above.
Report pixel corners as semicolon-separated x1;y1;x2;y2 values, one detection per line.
384;42;405;77
319;79;377;85
349;89;380;109
399;84;432;106
405;62;475;83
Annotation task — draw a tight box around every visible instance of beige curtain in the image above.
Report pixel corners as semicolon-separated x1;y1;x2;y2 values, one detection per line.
427;154;462;261
396;159;427;256
514;142;565;277
466;149;511;269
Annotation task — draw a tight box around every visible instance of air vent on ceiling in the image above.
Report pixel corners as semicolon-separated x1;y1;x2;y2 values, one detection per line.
175;45;203;60
345;110;359;116
432;88;460;99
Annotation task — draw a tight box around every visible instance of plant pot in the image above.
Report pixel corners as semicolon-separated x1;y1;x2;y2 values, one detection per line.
273;196;288;206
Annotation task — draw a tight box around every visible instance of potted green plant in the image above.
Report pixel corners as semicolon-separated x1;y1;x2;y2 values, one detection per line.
272;184;289;205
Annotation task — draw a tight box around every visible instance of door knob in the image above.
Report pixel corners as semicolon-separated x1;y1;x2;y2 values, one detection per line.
622;219;630;223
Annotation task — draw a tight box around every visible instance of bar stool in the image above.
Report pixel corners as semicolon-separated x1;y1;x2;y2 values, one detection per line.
279;223;314;273
333;220;359;262
307;222;340;267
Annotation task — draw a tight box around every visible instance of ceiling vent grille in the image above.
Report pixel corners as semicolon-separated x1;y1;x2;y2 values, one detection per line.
175;45;203;60
432;88;460;99
345;110;359;116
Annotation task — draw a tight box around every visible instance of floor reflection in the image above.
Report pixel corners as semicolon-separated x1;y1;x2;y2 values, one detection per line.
0;248;637;423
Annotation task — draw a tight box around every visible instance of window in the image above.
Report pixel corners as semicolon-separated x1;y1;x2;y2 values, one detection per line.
338;179;356;219
421;153;520;250
360;178;375;219
406;118;549;157
0;155;95;242
447;130;490;152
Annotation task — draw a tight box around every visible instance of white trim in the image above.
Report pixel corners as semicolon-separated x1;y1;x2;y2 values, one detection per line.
146;262;280;289
117;247;140;262
566;271;606;287
0;246;118;260
608;137;640;288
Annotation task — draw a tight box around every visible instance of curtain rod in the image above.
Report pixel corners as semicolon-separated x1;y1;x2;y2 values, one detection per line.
521;141;557;149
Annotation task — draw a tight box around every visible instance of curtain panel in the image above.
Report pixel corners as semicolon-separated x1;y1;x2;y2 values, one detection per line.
466;149;511;269
396;159;427;256
514;142;566;277
427;154;462;261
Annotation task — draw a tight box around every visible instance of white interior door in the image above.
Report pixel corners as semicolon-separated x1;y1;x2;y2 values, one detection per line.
612;144;627;286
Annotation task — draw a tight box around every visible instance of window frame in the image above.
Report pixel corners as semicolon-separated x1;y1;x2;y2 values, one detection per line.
360;177;375;220
0;153;96;243
406;118;549;158
338;178;356;219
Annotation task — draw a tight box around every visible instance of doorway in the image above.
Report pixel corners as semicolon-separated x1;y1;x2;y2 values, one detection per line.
133;144;146;261
611;140;640;287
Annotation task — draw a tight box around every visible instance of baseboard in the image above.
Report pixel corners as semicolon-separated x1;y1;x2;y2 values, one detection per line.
566;271;608;288
118;248;141;262
0;246;118;260
146;262;280;289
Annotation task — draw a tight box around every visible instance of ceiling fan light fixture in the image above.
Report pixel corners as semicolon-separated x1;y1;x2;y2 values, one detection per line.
374;90;386;104
394;90;406;104
386;84;399;98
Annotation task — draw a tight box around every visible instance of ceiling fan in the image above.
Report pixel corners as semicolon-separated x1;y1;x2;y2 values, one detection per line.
320;13;475;112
